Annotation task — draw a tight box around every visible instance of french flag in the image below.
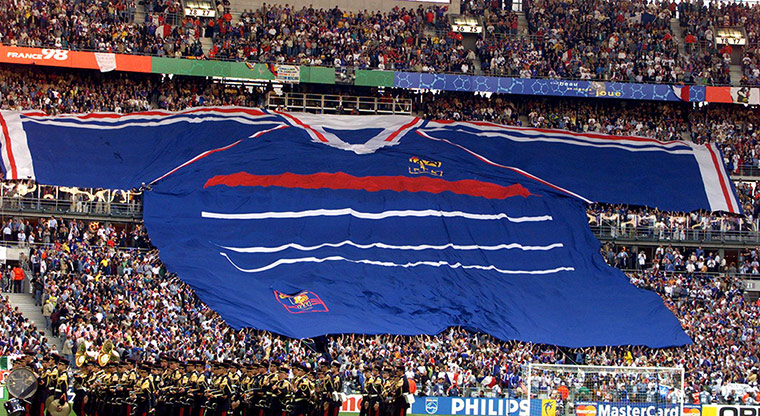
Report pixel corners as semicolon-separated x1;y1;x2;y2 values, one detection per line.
672;85;690;102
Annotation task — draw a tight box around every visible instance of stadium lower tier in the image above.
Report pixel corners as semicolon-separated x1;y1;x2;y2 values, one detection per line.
0;209;757;408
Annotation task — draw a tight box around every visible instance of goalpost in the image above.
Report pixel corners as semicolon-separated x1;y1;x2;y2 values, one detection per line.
527;363;685;416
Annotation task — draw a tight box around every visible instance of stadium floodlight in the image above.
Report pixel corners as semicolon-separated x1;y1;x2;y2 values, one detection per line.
527;363;685;416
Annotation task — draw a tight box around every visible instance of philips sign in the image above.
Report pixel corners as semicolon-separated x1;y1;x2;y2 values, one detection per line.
410;398;555;416
451;398;530;416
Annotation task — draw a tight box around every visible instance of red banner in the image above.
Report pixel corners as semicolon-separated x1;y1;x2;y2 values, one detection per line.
0;46;151;73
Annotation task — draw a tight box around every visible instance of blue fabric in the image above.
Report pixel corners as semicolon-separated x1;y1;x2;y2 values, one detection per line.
9;111;721;346
418;124;722;213
393;73;706;102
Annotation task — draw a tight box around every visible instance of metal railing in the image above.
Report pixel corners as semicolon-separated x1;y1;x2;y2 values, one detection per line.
591;225;760;244
733;164;760;178
267;93;413;115
0;185;142;219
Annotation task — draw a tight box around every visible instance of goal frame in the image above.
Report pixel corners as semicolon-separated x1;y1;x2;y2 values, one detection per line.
527;363;686;416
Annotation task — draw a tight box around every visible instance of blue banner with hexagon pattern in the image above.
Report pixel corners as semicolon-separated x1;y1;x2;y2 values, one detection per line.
394;72;705;102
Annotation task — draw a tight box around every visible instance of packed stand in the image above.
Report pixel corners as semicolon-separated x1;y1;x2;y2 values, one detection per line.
589;203;757;244
418;91;521;124
3;65;760;148
505;0;699;83
0;0;204;58
0;199;750;405
0;291;51;358
0;65;266;113
678;1;758;86
419;93;689;142
689;104;760;175
208;4;470;73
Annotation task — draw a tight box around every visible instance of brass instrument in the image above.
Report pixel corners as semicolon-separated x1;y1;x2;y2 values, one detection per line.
74;341;98;367
97;340;120;367
45;395;72;416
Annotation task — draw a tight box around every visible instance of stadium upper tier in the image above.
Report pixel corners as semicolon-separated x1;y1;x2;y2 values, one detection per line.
1;66;759;178
1;0;760;85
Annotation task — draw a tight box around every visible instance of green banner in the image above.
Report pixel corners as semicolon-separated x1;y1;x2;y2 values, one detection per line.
299;66;335;84
151;58;274;80
355;70;394;87
229;62;275;80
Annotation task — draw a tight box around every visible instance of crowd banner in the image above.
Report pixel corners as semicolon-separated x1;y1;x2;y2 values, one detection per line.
273;64;301;83
298;66;335;84
5;109;736;346
0;45;151;73
703;405;760;416
4;45;760;105
410;398;555;416
340;394;364;413
393;72;707;103
355;70;395;87
574;402;680;416
151;57;243;79
705;86;760;105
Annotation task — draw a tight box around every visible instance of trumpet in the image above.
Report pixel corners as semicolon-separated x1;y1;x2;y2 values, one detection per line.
205;388;223;398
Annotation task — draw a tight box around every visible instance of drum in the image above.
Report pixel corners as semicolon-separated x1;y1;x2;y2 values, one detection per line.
6;367;38;400
4;398;25;416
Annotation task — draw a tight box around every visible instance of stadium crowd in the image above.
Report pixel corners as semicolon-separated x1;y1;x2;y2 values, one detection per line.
588;203;758;242
1;0;760;83
0;66;267;113
5;64;760;175
0;292;51;358
0;199;751;405
0;0;205;57
420;92;690;142
208;4;469;73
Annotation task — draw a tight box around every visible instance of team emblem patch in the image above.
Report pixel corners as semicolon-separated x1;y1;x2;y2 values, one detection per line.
274;290;329;314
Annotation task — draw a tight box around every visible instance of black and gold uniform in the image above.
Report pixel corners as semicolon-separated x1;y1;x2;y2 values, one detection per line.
380;368;394;416
73;362;93;416
31;355;54;416
216;363;235;416
390;366;410;416
135;365;156;416
262;362;280;416
175;361;194;416
324;362;343;416
290;364;314;416
316;367;330;416
364;367;383;416
270;365;291;416
190;361;209;416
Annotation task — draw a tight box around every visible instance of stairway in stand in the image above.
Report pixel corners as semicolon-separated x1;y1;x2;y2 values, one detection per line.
4;292;61;350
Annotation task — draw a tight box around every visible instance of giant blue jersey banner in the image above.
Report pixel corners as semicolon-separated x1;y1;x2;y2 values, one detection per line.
0;108;738;346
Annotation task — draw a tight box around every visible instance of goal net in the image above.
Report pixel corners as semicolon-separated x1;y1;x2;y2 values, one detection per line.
527;363;685;416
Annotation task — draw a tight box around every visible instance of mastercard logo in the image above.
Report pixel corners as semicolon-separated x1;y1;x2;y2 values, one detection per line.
576;405;597;416
684;408;701;416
